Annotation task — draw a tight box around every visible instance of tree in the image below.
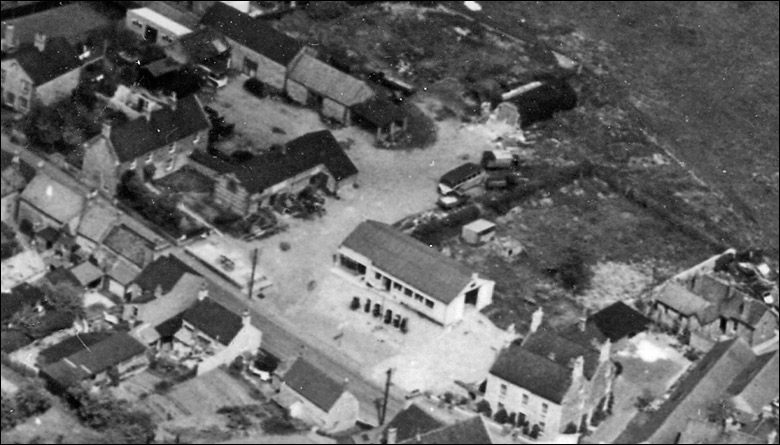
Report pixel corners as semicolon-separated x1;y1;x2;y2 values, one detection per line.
229;356;245;376
475;400;492;417
305;1;350;21
1;396;19;431
552;245;594;294
14;384;51;419
42;282;85;318
493;408;510;424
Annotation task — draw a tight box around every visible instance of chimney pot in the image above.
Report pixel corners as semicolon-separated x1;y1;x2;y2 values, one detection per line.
387;427;398;445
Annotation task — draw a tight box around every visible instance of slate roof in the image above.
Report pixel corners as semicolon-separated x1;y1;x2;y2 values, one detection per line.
490;328;600;404
132;255;200;296
155;313;184;339
0;283;45;322
352;96;407;127
7;37;81;85
399;416;493;444
192;130;357;194
587;301;652;342
182;297;243;346
440;163;483;188
615;338;756;444
104;225;154;267
37;332;112;366
342;220;476;305
283;358;346;412
288;54;375;107
201;2;303;66
384;404;444;444
1;3;111;47
727;351;779;415
20;174;86;225
77;200;120;243
107;94;210;163
655;282;716;322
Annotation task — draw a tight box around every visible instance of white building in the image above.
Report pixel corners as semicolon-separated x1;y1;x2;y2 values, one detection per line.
125;8;192;46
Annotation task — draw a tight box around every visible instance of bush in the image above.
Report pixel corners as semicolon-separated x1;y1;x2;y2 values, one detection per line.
154;380;174;394
261;416;297;435
550;245;594;294
243;78;266;98
229;356;245;376
635;389;656;412
279;242;291;252
350;297;361;311
493;408;509;424
475;400;492;417
68;388;156;443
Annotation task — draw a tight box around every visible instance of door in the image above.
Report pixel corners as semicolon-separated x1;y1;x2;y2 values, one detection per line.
144;26;158;43
465;287;479;306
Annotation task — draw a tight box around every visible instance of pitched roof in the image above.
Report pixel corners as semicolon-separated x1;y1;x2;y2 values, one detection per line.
727;351;779;415
107;94;210;163
36;225;61;244
7;37;81;85
341;220;476;304
288;54;375;107
587;301;652;342
384;404;444;444
155;313;184;338
282;358;347;412
201;2;303;66
352;96;407;127
0;283;45;322
45;267;80;288
20;174;86;225
1;3;111;47
143;3;199;31
37;332;113;366
182;297;243;345
399;416;493;444
105;256;141;286
192;130;357;194
69;261;104;286
77;200;120;243
132;255;200;296
440;163;483;188
655;282;716;321
615;338;756;444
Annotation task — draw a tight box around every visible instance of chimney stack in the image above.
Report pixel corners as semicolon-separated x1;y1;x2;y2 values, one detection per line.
529;307;544;334
242;309;251;326
101;121;111;140
386;427;398;445
4;24;17;49
33;32;47;52
197;282;209;301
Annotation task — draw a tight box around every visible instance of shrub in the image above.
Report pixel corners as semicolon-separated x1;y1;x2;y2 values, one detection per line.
635;389;656;412
563;422;578;434
261;416;297;435
493;408;509;424
154;380;174;394
350;297;361;311
279;242;291;252
228;356;245;376
550;245;594;294
475;400;492;417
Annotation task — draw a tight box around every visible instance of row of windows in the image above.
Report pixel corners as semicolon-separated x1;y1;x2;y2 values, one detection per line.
496;403;546;432
375;272;435;309
498;384;548;415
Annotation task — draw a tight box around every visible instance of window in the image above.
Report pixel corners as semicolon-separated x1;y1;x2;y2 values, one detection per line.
166;157;174;171
17;96;28;110
404;288;412;297
425;299;434;308
129;160;137;170
414;293;424;302
375;272;382;280
132;19;143;29
21;80;31;94
541;403;548;416
522;394;529;405
162;35;173;43
193;134;201;144
169;142;177;154
393;282;402;291
499;384;507;397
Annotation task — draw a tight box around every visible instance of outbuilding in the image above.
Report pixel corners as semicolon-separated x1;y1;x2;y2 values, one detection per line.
126;8;192;46
462;219;496;245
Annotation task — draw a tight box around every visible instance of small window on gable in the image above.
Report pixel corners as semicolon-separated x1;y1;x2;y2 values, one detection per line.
132;20;143;29
404;288;412;297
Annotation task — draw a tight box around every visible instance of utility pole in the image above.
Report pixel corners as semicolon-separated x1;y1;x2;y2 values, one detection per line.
380;368;392;425
248;248;258;300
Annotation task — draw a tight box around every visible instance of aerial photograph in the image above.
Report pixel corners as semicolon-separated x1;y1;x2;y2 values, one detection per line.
0;1;777;443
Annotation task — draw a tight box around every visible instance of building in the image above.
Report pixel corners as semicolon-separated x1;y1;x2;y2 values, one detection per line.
102;220;170;269
123;255;206;326
81;94;210;195
1;150;34;223
337;220;494;326
125;7;192;46
380;404;445;444
17;174;86;235
164;27;231;68
67;261;104;290
726;351;780;421
615;338;756;444
1;3;112;51
351;96;408;145
74;199;121;254
286;54;375;124
173;294;262;375
201;2;309;92
484;308;615;442
40;331;148;392
462;219;496;245
438;163;485;195
398;415;494;444
276;357;359;433
1;249;46;290
194;130;358;215
1;34;82;113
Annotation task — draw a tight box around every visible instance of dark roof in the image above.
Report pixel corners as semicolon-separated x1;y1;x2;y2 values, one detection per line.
141;57;181;77
37;332;113;366
103;225;154;267
201;2;303;66
727;351;779;414
615;338;756;444
587;301;652;342
399;416;493;444
155;313;184;338
1;329;33;353
283;358;346;412
352;97;406;127
2;3;112;47
384;404;444;444
45;267;81;288
490;327;601;404
342;220;475;304
439;163;483;188
193;130;357;194
288;54;374;107
9;37;81;85
108;94;210;163
132;255;200;296
1;283;45;322
182;297;243;346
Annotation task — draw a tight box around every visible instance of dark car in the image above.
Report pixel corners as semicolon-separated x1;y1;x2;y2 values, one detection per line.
244;78;266;99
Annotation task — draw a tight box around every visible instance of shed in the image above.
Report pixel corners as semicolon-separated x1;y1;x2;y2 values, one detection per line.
351;96;407;145
69;261;104;288
462;219;496;245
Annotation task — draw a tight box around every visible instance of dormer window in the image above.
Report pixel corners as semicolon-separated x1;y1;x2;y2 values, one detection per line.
146;154;153;164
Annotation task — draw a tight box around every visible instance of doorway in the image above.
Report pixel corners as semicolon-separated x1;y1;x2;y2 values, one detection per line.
144;26;158;42
465;287;479;306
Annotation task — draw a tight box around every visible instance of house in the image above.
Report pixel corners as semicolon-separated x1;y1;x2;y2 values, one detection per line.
1;150;34;223
195;130;358;215
381;404;444;444
75;199;120;253
1;283;45;324
126;7;192;46
484;308;615;441
17;174;86;235
172;293;262;375
136;58;203;98
1;34;83;113
1;3;112;51
615;338;756;444
726;351;779;421
200;2;309;92
81;93;210;195
276;357;359;433
104;256;141;299
68;261;104;290
351;96;408;145
40;331;148;392
102;220;170;269
462;219;496;245
123;255;206;326
438;163;486;195
399;415;494;444
337;220;494;326
286;54;375;124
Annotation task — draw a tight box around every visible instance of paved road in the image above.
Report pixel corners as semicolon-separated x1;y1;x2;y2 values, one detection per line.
3;134;405;425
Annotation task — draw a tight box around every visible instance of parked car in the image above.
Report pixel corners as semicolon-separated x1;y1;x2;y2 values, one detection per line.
197;64;228;88
244;78;266;99
437;191;467;209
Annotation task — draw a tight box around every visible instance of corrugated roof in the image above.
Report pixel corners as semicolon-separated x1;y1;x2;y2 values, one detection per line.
182;297;243;346
6;37;81;85
341;220;475;304
201;2;303;66
108;94;210;163
399;416;493;444
20;174;85;225
288;54;375;107
283;358;346;412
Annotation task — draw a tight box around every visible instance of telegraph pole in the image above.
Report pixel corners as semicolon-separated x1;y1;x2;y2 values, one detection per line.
248;248;258;300
380;368;392;425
